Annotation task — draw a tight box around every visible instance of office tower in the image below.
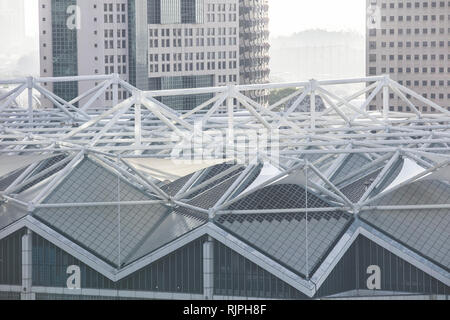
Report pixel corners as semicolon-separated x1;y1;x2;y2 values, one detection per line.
144;0;240;109
39;0;270;110
239;0;270;104
366;0;450;113
39;0;130;106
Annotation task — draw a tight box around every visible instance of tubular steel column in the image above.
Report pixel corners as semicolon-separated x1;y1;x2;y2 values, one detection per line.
310;80;317;130
134;103;142;155
21;230;35;300
203;236;214;299
113;74;119;107
226;87;235;161
27;77;34;124
382;75;390;120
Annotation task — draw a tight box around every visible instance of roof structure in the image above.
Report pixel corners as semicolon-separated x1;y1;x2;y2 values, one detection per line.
0;74;449;297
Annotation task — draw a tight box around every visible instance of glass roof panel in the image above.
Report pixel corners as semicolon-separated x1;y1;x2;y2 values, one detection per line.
216;211;353;277
43;158;153;204
361;208;450;269
227;184;331;210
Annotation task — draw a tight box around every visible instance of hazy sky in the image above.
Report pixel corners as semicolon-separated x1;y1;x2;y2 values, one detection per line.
269;0;366;37
20;0;366;38
2;0;366;78
24;0;38;38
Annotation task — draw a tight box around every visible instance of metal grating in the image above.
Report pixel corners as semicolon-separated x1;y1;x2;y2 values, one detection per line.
195;163;236;185
369;158;403;196
43;158;152;204
228;184;331;210
331;154;371;183
0;168;25;191
228;163;263;199
174;174;242;220
189;174;240;210
187;163;243;199
160;173;194;196
17;154;67;193
340;169;382;203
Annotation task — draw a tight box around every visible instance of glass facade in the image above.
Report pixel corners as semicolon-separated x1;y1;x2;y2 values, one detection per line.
51;0;78;102
128;0;137;86
213;234;449;299
0;292;21;300
32;233;204;294
35;293;139;300
128;0;150;89
316;235;450;297
180;0;200;23
0;231;449;299
149;75;214;111
161;0;182;23
147;0;162;24
0;229;25;286
213;240;308;299
148;0;203;24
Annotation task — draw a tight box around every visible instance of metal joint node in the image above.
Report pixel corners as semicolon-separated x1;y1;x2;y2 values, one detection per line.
208;209;216;220
132;90;142;101
26;77;34;88
309;79;318;91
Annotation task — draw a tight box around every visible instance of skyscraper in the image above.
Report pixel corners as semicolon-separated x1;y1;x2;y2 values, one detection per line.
39;0;270;110
366;0;450;113
143;0;240;109
239;0;270;104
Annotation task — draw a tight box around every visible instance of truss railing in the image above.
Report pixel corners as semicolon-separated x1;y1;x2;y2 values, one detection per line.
0;74;449;158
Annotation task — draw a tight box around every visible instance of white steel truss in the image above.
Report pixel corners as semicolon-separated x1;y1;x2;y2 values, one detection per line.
0;74;449;298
